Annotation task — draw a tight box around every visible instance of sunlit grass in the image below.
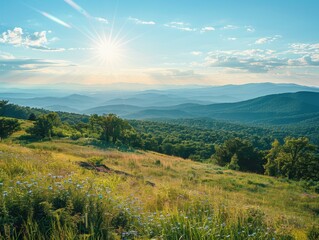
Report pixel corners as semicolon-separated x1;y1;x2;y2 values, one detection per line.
0;138;318;239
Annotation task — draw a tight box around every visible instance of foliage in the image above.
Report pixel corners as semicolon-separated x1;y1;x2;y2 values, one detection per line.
0;118;20;140
27;113;61;139
264;137;319;181
0;100;9;116
28;113;37;121
0;101;89;125
227;154;240;170
213;138;264;173
130;120;216;160
307;225;319;240
89;114;141;146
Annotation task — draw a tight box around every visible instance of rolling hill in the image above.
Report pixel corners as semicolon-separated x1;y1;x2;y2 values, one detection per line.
1;83;319;112
125;92;319;124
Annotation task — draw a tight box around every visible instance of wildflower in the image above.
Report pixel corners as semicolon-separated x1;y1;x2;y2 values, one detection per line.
2;191;8;197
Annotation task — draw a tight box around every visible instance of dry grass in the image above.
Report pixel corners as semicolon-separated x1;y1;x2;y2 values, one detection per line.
0;140;318;239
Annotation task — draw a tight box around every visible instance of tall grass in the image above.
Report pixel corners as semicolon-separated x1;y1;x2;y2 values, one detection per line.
0;141;317;239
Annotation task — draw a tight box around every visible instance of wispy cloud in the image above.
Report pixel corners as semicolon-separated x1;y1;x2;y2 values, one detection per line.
0;27;64;52
164;22;196;32
191;51;203;56
221;25;239;30
227;37;237;41
0;58;73;73
245;26;255;32
95;17;108;24
128;17;155;25
64;0;90;18
206;46;319;73
150;69;202;80
38;11;72;28
255;35;281;44
0;51;15;60
200;26;215;33
64;0;108;24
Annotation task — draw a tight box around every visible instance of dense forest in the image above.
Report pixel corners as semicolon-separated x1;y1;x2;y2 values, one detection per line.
1;100;319;184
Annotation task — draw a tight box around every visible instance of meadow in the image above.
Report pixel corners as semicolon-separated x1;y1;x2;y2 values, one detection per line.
0;122;318;239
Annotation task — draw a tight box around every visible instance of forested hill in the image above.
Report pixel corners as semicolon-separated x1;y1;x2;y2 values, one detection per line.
126;91;319;124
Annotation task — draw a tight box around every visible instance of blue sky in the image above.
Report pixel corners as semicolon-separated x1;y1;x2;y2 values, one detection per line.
1;0;319;88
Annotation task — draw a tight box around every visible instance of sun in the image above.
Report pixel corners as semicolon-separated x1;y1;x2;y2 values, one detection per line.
94;38;123;65
80;23;135;68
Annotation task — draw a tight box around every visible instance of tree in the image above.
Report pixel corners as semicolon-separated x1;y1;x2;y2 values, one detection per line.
27;113;61;139
264;139;281;176
213;138;263;173
0;117;20;140
227;154;240;170
0;100;8;116
28;113;37;121
89;114;140;144
277;137;318;180
264;137;319;181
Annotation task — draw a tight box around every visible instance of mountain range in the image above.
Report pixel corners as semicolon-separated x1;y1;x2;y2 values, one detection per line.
1;83;319;125
125;91;319;124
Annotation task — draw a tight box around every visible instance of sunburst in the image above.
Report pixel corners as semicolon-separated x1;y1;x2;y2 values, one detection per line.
91;33;124;66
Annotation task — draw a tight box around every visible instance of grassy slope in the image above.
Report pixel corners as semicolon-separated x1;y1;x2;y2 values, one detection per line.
0;121;318;239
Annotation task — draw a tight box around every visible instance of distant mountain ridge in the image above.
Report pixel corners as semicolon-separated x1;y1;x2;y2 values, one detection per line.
1;83;319;123
125;92;319;124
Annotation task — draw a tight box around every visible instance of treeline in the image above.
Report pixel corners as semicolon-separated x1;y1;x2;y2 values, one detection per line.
0;100;89;124
159;118;319;145
1;100;318;183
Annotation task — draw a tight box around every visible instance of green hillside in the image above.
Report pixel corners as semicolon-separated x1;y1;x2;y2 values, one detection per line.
0;101;318;239
0;132;318;239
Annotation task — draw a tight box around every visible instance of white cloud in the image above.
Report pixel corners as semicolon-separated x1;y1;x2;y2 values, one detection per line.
191;51;203;56
255;35;281;45
288;43;319;55
200;26;215;33
221;25;239;30
164;22;196;32
227;37;237;41
206;46;319;73
0;27;63;51
129;17;155;25
0;27;24;45
206;54;287;73
246;26;255;32
95;17;108;24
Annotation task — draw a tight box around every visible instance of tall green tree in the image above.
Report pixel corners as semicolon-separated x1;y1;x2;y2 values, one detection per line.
27;113;61;139
0;117;20;140
265;137;319;181
213;138;263;172
89;114;140;144
264;139;281;176
277;137;317;180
